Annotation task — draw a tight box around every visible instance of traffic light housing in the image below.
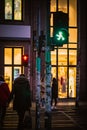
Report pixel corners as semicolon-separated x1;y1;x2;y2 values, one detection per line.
38;31;45;55
53;11;69;46
22;55;28;67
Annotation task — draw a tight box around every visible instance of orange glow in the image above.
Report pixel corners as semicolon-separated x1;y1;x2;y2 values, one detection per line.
22;55;28;66
23;55;28;61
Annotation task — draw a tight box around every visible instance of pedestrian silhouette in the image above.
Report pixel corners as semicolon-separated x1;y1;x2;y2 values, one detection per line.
0;75;10;129
9;74;32;130
51;78;58;109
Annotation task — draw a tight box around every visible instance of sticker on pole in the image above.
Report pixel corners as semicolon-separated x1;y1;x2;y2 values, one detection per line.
45;47;51;63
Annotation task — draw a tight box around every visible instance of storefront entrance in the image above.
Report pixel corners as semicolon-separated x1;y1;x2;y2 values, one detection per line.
51;47;77;99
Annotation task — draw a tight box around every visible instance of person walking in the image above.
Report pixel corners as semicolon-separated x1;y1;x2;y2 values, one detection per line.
51;78;58;109
9;74;32;130
0;75;10;129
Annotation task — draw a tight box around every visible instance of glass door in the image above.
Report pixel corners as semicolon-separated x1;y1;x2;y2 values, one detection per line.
58;67;67;98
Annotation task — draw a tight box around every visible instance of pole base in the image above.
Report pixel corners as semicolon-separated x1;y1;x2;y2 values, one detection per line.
44;111;51;129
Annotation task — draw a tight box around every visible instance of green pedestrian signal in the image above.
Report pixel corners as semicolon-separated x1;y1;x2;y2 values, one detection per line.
55;28;68;44
52;11;69;47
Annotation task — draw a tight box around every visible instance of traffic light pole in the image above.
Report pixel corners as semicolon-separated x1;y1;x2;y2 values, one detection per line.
76;44;80;107
35;8;41;129
45;0;52;128
45;47;52;128
36;54;41;129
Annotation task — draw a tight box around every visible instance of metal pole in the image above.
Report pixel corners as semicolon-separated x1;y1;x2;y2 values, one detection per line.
36;56;41;129
45;0;52;128
76;43;80;107
45;48;52;128
35;8;41;129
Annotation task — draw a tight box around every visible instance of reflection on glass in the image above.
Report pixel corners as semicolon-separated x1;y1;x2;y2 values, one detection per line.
58;67;67;98
4;48;12;64
69;50;77;65
14;67;21;80
58;49;67;65
58;0;67;13
51;50;56;65
14;48;21;64
4;67;12;91
14;0;22;20
69;67;76;97
5;0;12;20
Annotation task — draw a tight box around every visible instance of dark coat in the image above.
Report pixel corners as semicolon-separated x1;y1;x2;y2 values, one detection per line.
52;78;58;99
0;81;10;106
10;75;31;111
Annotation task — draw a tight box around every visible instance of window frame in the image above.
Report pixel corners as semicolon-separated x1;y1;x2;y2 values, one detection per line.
4;0;23;21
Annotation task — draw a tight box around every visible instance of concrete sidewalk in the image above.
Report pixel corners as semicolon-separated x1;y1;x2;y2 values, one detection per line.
31;100;87;110
4;100;87;130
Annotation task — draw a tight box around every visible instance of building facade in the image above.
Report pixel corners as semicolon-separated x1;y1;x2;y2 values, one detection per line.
0;0;87;101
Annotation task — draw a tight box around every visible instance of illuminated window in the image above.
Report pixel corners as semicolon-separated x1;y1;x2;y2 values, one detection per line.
50;14;53;26
50;0;56;12
58;0;67;13
5;0;12;20
14;0;22;20
69;28;77;43
4;47;23;91
4;67;12;91
69;67;76;98
69;50;77;65
14;48;21;64
51;50;56;65
51;67;56;78
69;0;77;27
58;49;67;65
68;43;77;48
4;48;12;64
5;0;22;20
58;67;67;98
